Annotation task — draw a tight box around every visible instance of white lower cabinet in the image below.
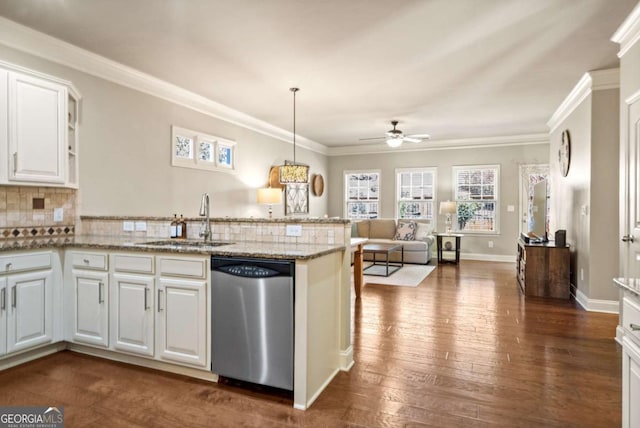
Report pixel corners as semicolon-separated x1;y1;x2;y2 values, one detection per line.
63;251;209;372
70;269;109;347
623;336;640;428
111;273;154;356
67;251;109;348
156;259;207;368
0;277;6;356
7;269;54;354
0;252;56;357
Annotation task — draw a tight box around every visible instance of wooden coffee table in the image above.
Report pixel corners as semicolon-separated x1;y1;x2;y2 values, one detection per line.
363;243;404;277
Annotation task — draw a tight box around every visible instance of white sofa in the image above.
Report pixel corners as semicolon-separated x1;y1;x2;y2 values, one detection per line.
352;218;435;264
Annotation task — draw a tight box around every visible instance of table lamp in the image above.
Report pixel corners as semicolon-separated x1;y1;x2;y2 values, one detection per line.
257;188;282;218
439;201;457;233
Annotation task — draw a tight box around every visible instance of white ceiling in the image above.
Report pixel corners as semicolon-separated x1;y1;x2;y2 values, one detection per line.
0;0;636;149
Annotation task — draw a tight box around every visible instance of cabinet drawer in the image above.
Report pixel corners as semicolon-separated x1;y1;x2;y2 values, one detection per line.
623;295;640;345
71;252;108;271
113;254;154;274
158;257;207;279
0;251;51;273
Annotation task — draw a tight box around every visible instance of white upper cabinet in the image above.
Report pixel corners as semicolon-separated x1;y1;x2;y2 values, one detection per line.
0;61;80;188
8;71;66;184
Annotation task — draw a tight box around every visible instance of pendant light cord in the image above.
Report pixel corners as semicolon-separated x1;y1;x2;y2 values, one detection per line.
290;87;299;163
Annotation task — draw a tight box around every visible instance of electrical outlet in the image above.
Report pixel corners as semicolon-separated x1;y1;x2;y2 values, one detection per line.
286;224;302;237
135;221;147;231
123;221;135;232
488;241;494;248
53;207;63;222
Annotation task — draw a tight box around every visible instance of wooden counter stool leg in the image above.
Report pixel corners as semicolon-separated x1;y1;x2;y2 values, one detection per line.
354;243;364;299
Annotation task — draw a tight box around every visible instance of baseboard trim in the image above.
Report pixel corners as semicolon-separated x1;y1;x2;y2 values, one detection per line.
616;325;625;346
0;342;66;371
66;343;217;382
339;346;354;371
294;367;340;411
575;288;619;314
461;253;516;263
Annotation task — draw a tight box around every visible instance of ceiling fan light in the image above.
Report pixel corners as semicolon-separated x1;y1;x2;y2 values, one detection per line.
386;137;402;148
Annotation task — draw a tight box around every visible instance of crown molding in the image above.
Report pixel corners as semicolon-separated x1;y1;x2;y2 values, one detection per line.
612;2;640;58
0;17;328;155
326;133;549;156
547;68;619;134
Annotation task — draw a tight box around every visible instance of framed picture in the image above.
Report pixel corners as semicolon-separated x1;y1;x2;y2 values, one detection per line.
285;183;309;215
170;125;236;173
171;126;197;167
217;139;235;169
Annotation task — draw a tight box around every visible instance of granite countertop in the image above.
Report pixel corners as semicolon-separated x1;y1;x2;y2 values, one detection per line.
80;215;351;224
0;236;346;260
614;277;640;296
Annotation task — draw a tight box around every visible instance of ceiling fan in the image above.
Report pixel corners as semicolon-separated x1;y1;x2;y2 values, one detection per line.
360;120;431;147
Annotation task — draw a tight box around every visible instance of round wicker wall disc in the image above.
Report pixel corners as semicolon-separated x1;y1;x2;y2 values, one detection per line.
312;174;324;196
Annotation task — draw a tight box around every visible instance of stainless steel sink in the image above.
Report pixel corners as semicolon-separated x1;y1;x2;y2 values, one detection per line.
140;240;233;248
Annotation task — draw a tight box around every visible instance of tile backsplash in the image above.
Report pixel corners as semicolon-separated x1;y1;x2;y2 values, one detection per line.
0;185;77;230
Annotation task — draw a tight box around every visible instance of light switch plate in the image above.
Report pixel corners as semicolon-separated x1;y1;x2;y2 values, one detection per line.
507;205;515;212
53;207;63;222
286;224;302;237
123;221;135;232
135;221;147;231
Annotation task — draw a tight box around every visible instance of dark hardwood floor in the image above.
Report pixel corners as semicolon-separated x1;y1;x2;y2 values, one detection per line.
0;261;621;427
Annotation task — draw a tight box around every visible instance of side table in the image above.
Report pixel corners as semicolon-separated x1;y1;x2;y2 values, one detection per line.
436;233;463;264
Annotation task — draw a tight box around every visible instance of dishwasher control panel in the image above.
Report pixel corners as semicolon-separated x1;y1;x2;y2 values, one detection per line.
219;265;278;278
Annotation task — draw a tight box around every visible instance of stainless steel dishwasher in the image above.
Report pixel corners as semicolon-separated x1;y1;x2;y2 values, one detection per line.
211;256;294;390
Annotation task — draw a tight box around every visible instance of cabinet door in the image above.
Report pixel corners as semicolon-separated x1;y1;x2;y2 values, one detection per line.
8;71;66;184
623;337;640;428
156;277;207;367
71;270;108;347
112;273;154;357
0;277;6;356
6;269;53;353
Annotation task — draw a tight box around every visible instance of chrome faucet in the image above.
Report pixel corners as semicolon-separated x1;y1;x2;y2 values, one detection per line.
199;193;211;242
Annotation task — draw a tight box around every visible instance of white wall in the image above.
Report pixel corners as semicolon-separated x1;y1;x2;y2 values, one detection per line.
327;143;549;258
0;44;329;219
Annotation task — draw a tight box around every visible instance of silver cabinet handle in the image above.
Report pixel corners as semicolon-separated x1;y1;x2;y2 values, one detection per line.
1;288;5;311
5;262;12;271
12;152;17;174
83;258;90;264
11;286;16;308
144;287;149;310
157;289;163;312
631;323;640;331
98;282;104;303
622;235;635;243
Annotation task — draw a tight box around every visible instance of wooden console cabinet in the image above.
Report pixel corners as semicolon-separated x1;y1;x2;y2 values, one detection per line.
516;239;570;299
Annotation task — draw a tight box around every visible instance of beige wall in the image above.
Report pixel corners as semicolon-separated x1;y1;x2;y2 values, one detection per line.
0;45;329;219
327;143;549;258
590;89;620;301
550;87;620;302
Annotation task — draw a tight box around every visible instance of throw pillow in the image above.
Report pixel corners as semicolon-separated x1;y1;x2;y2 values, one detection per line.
415;223;434;240
394;221;417;241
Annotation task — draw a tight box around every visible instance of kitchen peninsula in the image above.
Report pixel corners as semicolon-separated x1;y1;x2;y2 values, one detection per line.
0;217;353;410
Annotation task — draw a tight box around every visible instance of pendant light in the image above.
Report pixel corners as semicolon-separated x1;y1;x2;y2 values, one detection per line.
279;87;309;184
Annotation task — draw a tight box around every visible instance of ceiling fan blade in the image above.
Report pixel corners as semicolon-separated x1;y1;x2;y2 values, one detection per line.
407;134;431;139
358;136;386;141
403;137;422;143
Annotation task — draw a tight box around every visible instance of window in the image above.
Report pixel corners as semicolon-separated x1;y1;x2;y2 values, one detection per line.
396;168;436;220
345;171;380;219
453;165;499;233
